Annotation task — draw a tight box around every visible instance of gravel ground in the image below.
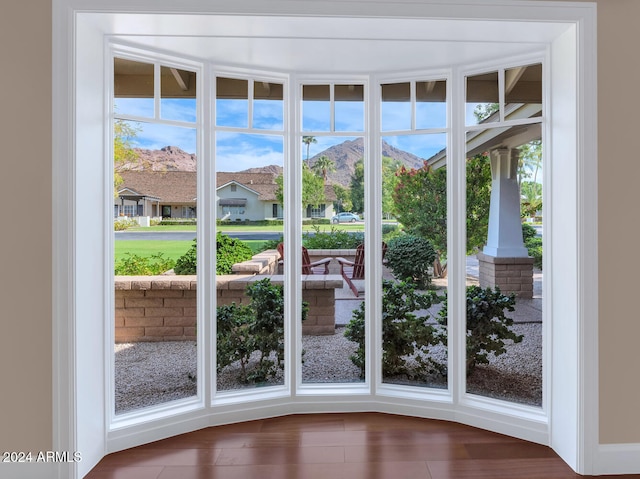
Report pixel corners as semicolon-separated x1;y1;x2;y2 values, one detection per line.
115;323;541;414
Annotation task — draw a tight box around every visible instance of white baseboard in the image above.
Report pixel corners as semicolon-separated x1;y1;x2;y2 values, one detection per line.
595;443;640;475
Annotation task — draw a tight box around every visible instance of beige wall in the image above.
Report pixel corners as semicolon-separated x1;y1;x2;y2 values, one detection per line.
0;0;52;452
595;0;640;444
0;0;638;457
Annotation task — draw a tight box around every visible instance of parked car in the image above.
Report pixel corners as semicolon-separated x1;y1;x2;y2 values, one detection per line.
331;212;360;223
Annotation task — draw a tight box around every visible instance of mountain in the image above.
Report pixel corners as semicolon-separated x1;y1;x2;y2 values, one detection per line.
240;164;283;176
122;139;425;187
306;138;426;186
122;146;197;172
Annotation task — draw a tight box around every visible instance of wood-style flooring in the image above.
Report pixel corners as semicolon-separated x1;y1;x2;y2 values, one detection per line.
85;413;639;478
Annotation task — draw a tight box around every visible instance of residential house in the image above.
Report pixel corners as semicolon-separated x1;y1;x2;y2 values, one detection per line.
117;171;196;219
117;170;336;221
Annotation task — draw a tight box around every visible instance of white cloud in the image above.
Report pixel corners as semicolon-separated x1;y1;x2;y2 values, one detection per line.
216;132;284;171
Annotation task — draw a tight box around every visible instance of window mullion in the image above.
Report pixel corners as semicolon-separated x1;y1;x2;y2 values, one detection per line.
289;75;302;394
154;63;161;120
248;79;254;129
368;76;380;392
450;67;466;405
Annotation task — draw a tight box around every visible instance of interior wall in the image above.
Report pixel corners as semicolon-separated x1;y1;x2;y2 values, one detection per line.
0;0;53;454
1;0;640;472
594;0;640;444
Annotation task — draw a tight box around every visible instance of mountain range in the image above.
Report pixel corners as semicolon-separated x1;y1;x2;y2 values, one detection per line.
123;138;426;187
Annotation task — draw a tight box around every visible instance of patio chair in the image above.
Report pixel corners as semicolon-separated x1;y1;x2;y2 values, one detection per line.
336;242;388;297
276;242;332;275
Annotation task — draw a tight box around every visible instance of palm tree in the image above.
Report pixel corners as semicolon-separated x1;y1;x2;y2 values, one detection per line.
517;140;542;189
302;136;317;161
311;155;336;182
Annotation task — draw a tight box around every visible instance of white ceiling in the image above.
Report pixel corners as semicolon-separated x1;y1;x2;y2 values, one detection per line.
90;13;572;73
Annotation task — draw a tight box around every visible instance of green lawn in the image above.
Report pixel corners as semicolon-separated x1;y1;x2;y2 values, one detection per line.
115;240;192;262
115;239;268;262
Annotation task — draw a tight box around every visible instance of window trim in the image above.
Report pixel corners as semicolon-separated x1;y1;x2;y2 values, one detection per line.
53;3;598;477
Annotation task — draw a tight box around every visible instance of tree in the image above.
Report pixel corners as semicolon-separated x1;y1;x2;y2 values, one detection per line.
350;158;365;213
520;180;542;219
302;136;317;161
113;119;141;198
465;154;492;253
381;156;402;219
275;163;326;211
311;155;336;182
517;140;542;189
392;155;491;276
392;162;447;263
302;163;326;210
332;183;352;213
473;103;499;123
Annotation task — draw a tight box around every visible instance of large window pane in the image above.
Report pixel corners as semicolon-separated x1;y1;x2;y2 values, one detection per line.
300;135;365;384
465;127;542;406
114;121;198;414
381;134;448;389
215;132;285;391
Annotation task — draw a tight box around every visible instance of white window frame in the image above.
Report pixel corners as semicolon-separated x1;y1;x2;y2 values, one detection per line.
108;48;206;432
53;2;598;478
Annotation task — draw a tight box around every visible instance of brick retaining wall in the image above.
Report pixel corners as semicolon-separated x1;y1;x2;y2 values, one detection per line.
115;274;343;343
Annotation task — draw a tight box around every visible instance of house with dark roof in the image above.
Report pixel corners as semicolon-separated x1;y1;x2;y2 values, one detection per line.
116;170;336;221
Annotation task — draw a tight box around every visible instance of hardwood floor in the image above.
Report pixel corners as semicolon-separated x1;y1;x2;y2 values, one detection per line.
85;413;639;478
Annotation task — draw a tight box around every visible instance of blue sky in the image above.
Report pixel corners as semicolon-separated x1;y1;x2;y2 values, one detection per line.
116;96;491;171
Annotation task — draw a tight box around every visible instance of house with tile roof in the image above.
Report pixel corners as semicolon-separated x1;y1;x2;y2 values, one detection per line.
116;171;197;219
116;170;336;221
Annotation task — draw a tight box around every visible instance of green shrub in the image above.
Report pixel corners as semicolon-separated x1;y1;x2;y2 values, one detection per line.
216;233;254;273
160;218;197;226
522;222;537;241
344;280;442;380
217;278;308;383
385;235;436;289
216;219;284;227
173;240;197;275
302;218;331;225
261;234;284;252
173;233;254;275
381;223;398;236
437;286;522;374
114;253;175;275
303;225;363;249
525;236;543;269
521;223;542;269
382;226;403;244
